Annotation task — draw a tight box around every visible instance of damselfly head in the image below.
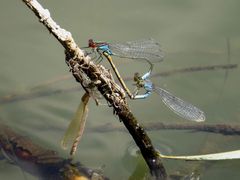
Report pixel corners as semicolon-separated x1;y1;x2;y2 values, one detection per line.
88;39;96;48
133;72;144;88
133;72;140;82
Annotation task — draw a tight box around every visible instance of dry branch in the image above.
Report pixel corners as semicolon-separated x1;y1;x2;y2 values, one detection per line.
21;0;167;179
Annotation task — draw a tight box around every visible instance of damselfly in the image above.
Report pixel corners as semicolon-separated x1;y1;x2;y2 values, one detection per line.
84;38;164;98
132;68;205;122
87;38;164;63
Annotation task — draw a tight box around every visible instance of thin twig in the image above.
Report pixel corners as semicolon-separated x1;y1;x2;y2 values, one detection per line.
151;63;237;78
0;63;237;105
89;122;240;136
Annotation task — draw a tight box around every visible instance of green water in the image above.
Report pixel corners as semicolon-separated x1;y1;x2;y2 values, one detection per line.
0;0;240;179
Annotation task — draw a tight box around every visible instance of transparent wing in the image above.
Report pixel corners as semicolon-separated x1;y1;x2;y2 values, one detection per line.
61;93;89;150
109;38;164;63
154;87;205;122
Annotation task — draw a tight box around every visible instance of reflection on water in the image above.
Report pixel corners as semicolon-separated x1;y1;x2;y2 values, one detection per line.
1;0;240;179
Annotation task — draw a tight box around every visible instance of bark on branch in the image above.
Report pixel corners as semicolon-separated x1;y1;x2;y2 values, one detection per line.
21;0;167;179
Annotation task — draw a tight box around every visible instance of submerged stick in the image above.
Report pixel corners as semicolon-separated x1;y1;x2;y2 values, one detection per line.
145;122;240;135
89;122;240;136
0;63;237;105
21;0;167;178
151;63;237;78
0;123;108;180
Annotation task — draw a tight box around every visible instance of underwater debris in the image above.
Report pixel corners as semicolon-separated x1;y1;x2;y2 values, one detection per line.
0;123;109;180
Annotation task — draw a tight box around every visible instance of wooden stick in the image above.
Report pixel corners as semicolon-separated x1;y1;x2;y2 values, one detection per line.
21;0;167;178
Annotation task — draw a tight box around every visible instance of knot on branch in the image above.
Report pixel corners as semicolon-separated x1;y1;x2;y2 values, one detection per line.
65;50;128;115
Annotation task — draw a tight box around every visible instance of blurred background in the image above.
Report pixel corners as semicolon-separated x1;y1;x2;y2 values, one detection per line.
0;0;240;179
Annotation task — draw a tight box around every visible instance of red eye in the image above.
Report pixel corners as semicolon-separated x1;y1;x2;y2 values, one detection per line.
88;39;96;48
15;148;32;160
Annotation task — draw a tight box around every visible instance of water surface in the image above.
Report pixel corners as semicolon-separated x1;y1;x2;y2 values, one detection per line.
0;0;240;179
